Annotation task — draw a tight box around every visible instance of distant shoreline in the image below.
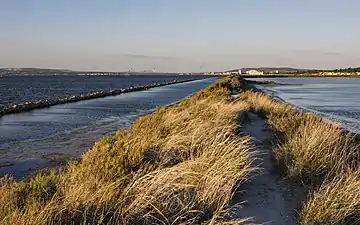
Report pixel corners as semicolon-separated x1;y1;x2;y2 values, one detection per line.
0;73;206;77
240;74;360;78
2;73;360;79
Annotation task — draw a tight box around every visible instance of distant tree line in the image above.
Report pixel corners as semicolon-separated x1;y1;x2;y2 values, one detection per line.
300;67;360;74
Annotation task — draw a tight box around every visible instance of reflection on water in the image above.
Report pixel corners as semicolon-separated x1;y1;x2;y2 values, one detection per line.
248;77;360;133
0;78;218;179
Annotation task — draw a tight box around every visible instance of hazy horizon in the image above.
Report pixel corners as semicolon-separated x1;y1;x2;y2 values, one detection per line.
1;1;359;72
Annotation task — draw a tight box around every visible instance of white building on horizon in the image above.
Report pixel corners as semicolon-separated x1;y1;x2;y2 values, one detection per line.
246;70;264;75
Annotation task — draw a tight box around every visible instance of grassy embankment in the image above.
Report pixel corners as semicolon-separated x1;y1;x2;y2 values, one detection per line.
1;76;359;224
240;80;360;225
0;77;256;224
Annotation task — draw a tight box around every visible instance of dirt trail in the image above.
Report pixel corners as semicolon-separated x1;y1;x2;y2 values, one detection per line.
231;112;304;225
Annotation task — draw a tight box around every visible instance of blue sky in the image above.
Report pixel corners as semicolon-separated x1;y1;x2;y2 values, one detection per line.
1;0;359;72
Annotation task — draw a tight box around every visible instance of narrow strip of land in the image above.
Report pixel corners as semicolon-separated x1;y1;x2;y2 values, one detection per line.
231;112;306;225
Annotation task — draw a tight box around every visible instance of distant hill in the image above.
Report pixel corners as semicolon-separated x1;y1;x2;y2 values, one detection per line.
226;67;308;73
245;67;307;73
0;68;78;76
0;68;177;76
0;68;74;72
0;68;132;76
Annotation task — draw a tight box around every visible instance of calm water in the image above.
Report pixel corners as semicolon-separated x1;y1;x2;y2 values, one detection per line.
0;77;218;179
248;77;360;133
0;75;208;110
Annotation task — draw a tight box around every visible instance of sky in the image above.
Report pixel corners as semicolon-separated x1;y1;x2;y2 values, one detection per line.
1;0;359;72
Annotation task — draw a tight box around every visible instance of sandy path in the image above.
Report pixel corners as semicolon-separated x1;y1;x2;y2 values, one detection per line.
231;112;303;225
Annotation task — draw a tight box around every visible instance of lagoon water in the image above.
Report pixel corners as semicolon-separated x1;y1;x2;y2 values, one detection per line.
0;77;218;179
248;77;360;134
0;75;209;111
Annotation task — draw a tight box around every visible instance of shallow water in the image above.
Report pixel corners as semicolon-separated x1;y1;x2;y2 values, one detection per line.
0;75;208;110
0;78;218;179
248;77;360;133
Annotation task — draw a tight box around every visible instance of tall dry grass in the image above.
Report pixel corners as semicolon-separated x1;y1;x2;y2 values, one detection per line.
0;170;62;224
0;76;256;224
120;133;254;224
240;89;360;182
276;115;359;181
301;170;360;225
241;80;360;225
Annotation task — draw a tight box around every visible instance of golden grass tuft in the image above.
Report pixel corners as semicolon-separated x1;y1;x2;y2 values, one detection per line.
301;170;360;225
240;89;360;182
0;170;62;224
120;134;255;224
275;115;359;181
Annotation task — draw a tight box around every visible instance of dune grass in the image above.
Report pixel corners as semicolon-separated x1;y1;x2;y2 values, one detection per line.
301;170;360;225
240;80;360;225
4;76;358;225
240;90;360;182
0;76;257;225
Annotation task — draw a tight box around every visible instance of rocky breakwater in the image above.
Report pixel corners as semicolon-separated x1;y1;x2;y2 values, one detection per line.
0;78;198;116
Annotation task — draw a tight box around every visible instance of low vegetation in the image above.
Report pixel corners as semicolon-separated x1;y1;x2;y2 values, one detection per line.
240;90;359;182
241;80;360;225
301;170;360;225
0;77;256;224
2;76;359;224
